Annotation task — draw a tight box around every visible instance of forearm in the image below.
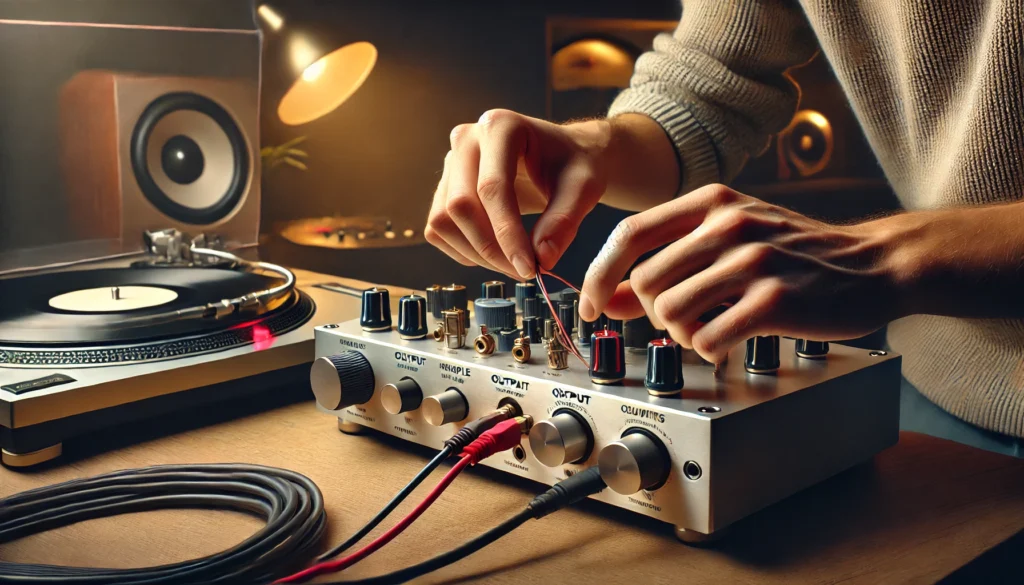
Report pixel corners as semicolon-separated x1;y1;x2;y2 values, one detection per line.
877;201;1024;319
598;113;680;211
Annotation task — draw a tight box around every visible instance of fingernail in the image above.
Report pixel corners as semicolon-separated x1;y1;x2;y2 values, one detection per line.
537;240;556;267
578;295;596;321
511;254;534;280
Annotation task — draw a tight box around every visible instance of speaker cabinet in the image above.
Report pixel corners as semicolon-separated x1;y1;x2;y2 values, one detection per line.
58;71;260;249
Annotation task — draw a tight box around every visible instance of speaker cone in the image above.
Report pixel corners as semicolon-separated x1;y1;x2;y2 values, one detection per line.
131;92;250;225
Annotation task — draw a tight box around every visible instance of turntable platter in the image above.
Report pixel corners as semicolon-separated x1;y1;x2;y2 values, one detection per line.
0;267;299;345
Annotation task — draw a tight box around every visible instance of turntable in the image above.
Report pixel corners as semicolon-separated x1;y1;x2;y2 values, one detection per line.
0;230;379;467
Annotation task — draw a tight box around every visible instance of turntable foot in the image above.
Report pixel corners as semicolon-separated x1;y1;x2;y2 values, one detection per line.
674;526;728;546
2;443;63;468
337;418;365;435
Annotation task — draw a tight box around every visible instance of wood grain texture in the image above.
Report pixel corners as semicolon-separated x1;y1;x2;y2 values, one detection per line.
2;401;1022;584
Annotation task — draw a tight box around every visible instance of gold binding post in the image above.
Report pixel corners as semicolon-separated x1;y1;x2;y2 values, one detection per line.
441;309;466;349
474;325;496;356
512;337;531;363
547;334;568;370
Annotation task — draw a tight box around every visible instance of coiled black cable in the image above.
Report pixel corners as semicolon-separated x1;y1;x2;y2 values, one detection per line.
0;463;326;585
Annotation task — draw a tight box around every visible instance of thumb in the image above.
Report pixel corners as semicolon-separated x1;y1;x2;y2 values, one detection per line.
531;162;603;270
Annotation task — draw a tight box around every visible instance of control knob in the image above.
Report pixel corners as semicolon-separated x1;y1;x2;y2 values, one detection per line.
623;317;656;350
514;282;536;311
360;287;392;332
497;329;520;352
598;430;671;495
577;313;594;346
481;280;506;299
745;335;781;374
380;377;423;414
439;284;468;313
795;339;829;359
310;351;375;410
645;338;684;396
422;388;468;426
557;302;576;336
475;298;517;331
590;329;626;385
397;294;428;339
425;284;443;318
522;316;542;343
529;411;593;467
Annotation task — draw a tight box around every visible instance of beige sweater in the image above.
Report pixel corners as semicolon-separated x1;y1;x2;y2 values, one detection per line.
609;1;1024;437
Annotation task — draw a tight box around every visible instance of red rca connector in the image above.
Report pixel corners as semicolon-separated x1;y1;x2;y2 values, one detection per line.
461;416;532;464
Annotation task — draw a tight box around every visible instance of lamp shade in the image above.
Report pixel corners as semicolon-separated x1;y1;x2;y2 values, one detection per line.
258;3;377;126
278;41;377;126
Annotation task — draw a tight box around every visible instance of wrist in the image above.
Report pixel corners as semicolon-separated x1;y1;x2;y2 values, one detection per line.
598;113;680;211
864;211;938;320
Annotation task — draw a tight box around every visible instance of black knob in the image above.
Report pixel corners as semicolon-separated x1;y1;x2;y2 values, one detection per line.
425;284;443;318
745;335;781;374
497;329;520;352
397;295;428;340
360;287;392;332
381;377;423;414
514;282;536;311
475;298;517;331
795;339;829;359
310;351;375;410
559;288;579;306
522;316;542;343
522;296;541;320
439;284;468;313
481;280;506;299
557;302;576;335
623;317;656;349
577;313;595;346
535;295;552;321
590;329;626;385
645;338;684;396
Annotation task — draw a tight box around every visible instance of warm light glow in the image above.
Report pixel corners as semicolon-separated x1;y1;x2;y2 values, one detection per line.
301;58;327;82
804;110;829;130
256;5;283;31
278;41;378;126
552;39;634;91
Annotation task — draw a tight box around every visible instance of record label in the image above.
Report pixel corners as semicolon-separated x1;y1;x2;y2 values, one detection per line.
48;286;179;313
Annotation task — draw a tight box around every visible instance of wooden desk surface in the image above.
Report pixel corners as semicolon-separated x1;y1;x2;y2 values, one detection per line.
2;400;1023;584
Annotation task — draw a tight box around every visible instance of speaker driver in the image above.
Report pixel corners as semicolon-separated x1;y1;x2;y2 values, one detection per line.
131;92;250;225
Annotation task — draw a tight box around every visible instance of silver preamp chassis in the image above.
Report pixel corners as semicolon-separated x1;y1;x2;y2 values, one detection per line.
314;315;901;539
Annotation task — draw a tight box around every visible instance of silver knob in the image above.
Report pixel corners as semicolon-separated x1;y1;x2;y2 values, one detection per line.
309;352;375;411
529;411;592;467
598;431;670;495
380;378;423;415
421;388;468;426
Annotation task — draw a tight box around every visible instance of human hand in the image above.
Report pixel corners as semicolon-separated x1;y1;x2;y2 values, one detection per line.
426;109;612;279
578;184;903;363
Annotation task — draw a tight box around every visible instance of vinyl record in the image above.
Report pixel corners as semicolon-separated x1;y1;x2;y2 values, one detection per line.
0;267;290;346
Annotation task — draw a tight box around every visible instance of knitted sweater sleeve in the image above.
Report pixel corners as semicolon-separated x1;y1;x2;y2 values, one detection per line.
608;0;819;195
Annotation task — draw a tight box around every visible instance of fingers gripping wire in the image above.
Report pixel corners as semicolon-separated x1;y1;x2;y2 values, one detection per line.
534;267;587;368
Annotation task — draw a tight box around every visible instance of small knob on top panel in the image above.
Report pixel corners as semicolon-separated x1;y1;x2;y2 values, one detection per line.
529;411;593;467
645;338;684;396
577;312;594;346
557;302;576;336
745;335;781;374
439;284;468;313
380;377;423;414
522;316;542;343
310;351;375;410
598;430;671;495
425;285;443;318
360;287;392;332
481;280;506;299
497;328;520;352
623;317;656;350
422;388;469;426
590;329;626;385
795;339;829;359
397;294;428;339
475;298;517;331
514;282;536;311
522;296;541;320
